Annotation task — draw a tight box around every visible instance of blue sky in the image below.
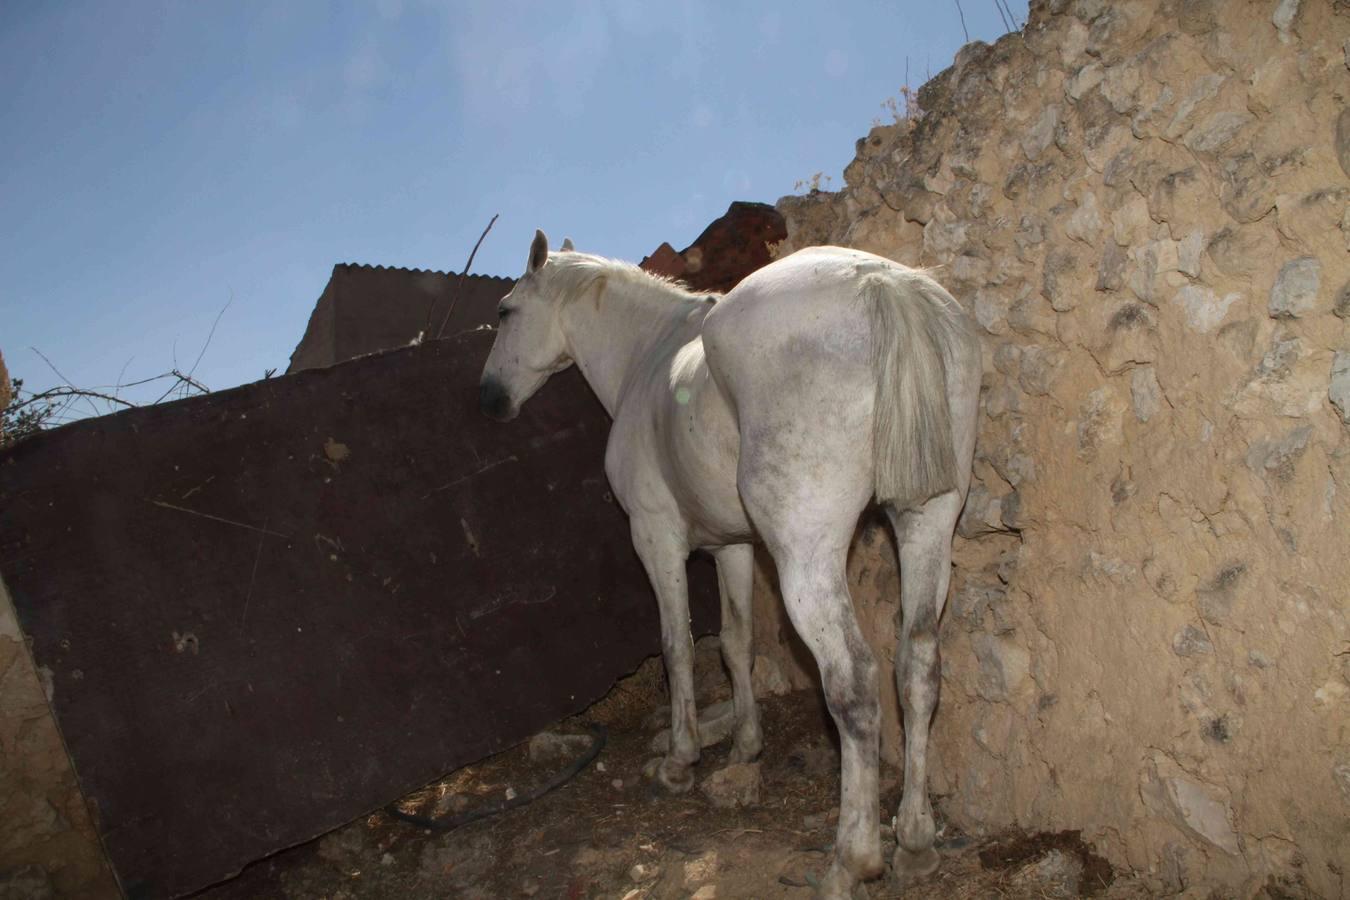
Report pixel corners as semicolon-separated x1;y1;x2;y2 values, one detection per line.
1;1;1022;415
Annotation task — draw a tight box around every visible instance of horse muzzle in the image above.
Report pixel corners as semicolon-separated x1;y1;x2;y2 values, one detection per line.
478;378;516;422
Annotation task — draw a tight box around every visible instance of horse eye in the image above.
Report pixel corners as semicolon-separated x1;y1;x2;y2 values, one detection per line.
498;307;512;320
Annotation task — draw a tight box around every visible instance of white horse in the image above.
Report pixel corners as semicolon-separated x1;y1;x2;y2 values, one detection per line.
479;230;980;897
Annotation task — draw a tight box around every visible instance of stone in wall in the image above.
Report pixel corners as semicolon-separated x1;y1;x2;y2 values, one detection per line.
758;1;1350;896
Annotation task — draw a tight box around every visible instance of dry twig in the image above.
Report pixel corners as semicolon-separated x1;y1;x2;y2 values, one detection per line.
434;213;500;340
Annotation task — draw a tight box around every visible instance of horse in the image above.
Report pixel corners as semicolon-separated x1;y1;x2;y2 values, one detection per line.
478;230;980;898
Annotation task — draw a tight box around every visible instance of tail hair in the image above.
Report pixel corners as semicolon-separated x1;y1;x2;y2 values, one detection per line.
862;271;962;510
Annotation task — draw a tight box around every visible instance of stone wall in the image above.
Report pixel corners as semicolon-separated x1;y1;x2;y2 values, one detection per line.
757;1;1350;895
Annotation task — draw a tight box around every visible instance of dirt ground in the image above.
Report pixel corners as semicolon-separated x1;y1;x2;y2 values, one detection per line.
197;650;1159;900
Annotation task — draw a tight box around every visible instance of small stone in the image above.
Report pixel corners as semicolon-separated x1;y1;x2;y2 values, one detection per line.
1097;242;1126;292
1255;335;1302;380
1220;153;1278;224
952;580;1011;631
683;850;719;886
975;287;1012;333
1248;650;1273;669
1172;284;1240;333
1164;74;1225;139
1019;346;1065;396
690;887;718;900
1178;0;1217;34
699;762;761;809
1023;106;1060;161
1334;282;1350;318
1172;625;1214;658
751;654;790;697
1177;230;1204;277
1183;111;1252;153
1066;62;1103;100
1011;849;1084;898
1066;192;1103;243
1329;351;1350;425
1197;563;1246;624
1101;60;1142;114
1111;195;1150;245
1333;107;1350;178
629;862;658;883
1269;257;1322;318
1043;249;1080;311
1162;777;1240;854
1131;366;1162;422
1273;0;1299;42
1000;491;1022;530
612;778;624;790
1315;681;1347;705
972;706;1015;757
521;878;540;896
0;866;54;900
528;730;593;763
958;484;1014;537
972;634;1031;701
1333;763;1350;802
1245;425;1312;481
381;853;394;866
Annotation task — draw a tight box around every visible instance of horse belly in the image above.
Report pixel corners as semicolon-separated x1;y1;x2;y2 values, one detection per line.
663;369;752;546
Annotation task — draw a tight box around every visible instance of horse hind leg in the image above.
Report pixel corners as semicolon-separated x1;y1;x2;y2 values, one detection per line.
712;543;762;763
886;491;962;883
774;543;883;896
740;472;883;897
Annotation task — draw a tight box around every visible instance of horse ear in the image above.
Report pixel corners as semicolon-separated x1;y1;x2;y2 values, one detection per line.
560;237;575;252
527;229;549;274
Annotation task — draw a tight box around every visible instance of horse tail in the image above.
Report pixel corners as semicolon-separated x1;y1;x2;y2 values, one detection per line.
861;270;965;511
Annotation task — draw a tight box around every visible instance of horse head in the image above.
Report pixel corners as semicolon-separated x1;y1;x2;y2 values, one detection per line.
478;229;575;421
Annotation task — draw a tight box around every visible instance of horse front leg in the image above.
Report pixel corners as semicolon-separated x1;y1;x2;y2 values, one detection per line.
632;517;700;793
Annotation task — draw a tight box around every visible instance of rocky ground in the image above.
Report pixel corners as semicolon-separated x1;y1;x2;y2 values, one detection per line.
198;650;1150;900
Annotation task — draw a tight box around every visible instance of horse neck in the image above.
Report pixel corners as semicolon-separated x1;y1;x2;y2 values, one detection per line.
558;272;703;418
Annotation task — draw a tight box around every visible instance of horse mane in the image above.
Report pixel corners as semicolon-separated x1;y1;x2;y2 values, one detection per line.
544;251;718;307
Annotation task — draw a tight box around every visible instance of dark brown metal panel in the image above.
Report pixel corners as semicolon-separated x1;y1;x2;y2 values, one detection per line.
0;333;718;899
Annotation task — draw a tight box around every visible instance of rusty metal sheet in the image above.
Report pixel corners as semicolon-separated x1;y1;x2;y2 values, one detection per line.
0;333;718;899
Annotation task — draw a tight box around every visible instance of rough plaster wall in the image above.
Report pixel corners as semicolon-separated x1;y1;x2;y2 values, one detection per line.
757;1;1350;895
0;578;116;897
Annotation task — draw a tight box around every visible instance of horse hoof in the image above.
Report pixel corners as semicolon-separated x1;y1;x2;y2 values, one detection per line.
728;743;762;765
643;756;695;793
891;844;940;885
